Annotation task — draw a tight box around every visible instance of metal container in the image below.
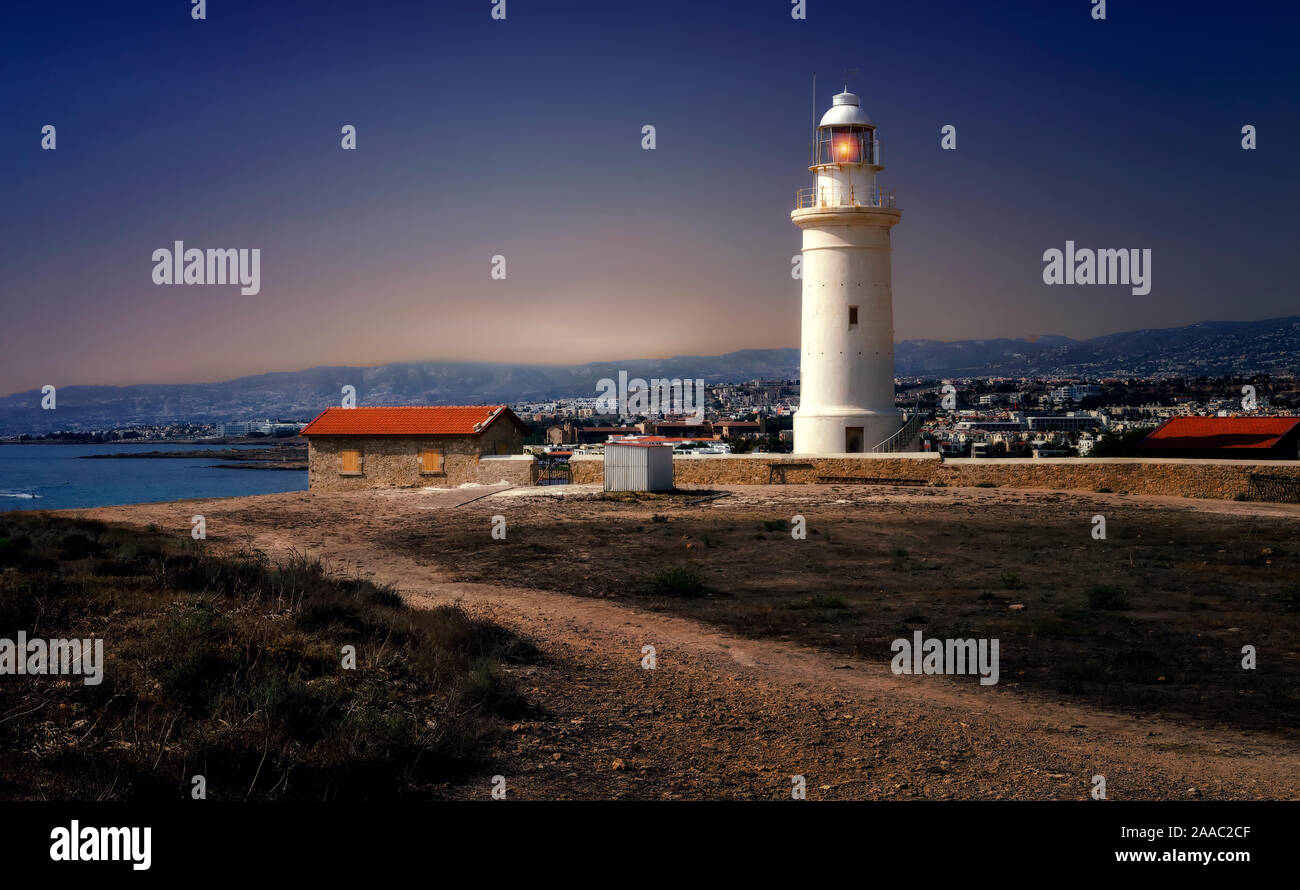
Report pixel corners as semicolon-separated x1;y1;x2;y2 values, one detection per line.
604;442;674;492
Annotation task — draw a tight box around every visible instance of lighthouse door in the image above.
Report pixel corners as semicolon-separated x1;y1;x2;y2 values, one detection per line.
845;427;864;453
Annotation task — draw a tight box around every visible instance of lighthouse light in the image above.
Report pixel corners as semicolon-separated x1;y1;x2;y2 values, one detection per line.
817;127;871;166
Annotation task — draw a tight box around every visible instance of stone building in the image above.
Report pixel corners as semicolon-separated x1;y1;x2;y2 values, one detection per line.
545;423;640;446
716;419;764;439
301;405;532;490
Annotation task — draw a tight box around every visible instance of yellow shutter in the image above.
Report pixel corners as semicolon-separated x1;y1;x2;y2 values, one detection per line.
421;450;444;474
341;449;361;474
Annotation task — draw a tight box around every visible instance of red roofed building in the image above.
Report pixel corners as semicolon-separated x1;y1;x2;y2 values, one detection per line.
1135;416;1300;460
300;406;532;489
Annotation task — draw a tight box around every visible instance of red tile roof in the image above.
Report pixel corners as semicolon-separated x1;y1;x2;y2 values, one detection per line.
1136;416;1300;451
300;406;530;437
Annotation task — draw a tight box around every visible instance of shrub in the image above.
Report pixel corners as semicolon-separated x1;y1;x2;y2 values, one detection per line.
649;564;707;597
811;593;848;609
1087;584;1129;610
787;594;848;610
58;532;97;560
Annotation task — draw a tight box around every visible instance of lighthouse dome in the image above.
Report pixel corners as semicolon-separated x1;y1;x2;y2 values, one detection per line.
819;91;873;127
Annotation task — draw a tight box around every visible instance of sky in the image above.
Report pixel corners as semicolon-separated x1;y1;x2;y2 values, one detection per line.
2;0;1297;394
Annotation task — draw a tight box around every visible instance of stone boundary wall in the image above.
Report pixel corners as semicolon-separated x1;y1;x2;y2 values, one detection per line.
473;455;537;487
569;453;1300;501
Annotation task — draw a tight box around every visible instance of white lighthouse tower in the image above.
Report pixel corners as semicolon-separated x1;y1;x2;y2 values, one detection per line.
792;87;909;454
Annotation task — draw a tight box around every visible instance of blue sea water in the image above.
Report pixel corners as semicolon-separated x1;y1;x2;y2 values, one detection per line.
0;444;306;512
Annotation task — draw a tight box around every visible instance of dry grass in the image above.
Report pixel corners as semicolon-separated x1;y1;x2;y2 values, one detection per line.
0;514;535;800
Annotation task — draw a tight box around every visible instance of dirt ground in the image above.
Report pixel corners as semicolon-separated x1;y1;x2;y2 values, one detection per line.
68;482;1300;800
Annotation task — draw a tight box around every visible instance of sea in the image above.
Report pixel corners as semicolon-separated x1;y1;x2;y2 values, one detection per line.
0;443;307;512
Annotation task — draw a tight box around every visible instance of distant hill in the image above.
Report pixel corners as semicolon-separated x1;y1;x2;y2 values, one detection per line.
894;316;1300;377
2;316;1297;436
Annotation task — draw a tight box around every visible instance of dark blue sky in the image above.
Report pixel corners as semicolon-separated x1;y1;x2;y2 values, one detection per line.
2;0;1296;392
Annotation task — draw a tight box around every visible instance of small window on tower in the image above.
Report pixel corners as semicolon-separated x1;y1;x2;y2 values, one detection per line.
848;306;859;328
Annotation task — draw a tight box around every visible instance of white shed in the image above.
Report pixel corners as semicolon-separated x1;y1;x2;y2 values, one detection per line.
604;442;674;492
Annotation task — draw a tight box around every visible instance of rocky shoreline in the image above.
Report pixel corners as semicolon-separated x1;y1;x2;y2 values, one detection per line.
80;446;306;471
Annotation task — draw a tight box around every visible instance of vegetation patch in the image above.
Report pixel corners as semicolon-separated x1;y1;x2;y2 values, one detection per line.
0;515;534;800
1087;584;1130;611
647;564;707;597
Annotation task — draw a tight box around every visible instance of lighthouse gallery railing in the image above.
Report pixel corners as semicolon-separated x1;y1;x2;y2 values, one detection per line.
795;185;897;210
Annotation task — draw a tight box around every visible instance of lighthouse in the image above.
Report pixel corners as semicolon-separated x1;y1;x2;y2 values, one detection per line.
792;88;908;454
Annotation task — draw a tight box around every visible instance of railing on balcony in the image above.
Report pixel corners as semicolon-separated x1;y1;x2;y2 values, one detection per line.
795;184;897;210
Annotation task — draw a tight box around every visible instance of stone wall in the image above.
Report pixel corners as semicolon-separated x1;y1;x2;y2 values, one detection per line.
311;442;1300;502
569;453;1300;501
936;457;1300;501
307;424;529;491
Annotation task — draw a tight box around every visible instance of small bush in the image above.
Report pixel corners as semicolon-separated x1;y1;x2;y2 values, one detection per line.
463;657;526;714
811;593;848;609
1087;584;1129;610
58;532;97;560
648;564;707;597
999;571;1022;590
787;593;848;610
975;482;997;489
368;582;404;609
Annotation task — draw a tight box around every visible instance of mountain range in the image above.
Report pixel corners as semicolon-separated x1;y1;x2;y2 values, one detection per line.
2;316;1297;436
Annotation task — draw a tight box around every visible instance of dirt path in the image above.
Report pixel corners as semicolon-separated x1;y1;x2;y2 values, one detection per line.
69;487;1300;800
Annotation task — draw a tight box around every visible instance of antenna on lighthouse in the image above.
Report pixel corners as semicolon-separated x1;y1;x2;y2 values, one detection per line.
842;67;858;92
809;72;816;166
